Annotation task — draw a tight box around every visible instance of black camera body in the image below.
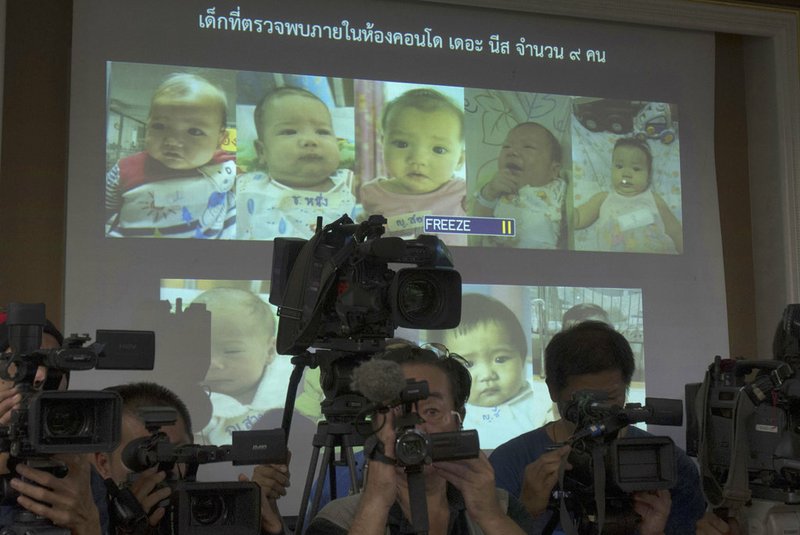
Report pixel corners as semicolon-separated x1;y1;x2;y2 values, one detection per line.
688;356;800;504
119;407;281;535
270;214;461;355
0;304;124;458
392;379;480;469
556;391;682;535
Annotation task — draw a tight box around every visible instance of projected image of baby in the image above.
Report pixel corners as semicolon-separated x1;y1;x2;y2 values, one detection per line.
561;303;611;330
105;73;236;239
191;287;287;445
573;137;683;253
360;88;466;246
236;86;356;240
438;293;553;449
472;122;566;249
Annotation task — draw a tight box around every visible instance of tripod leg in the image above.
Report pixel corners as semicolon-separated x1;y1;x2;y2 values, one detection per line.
294;442;323;535
341;436;361;494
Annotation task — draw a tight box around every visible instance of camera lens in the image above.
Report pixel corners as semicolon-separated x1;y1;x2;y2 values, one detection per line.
44;402;89;437
191;494;226;525
397;276;441;321
396;430;430;466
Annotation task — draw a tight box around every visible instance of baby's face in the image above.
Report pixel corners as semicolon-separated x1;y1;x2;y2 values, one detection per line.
145;94;225;170
382;107;464;194
203;311;274;398
444;321;525;407
256;94;340;189
611;145;650;196
498;124;561;187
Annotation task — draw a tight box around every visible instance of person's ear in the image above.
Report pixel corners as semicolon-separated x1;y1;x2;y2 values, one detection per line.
546;381;559;403
94;451;112;479
264;336;276;367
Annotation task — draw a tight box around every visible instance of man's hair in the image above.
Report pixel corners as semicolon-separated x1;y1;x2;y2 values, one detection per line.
613;136;653;183
376;344;471;416
512;122;563;163
151;72;228;127
104;382;193;436
253;85;330;142
544;320;634;393
381;88;464;141
445;293;528;359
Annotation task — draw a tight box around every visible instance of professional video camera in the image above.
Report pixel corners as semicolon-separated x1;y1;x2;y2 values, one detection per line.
0;302;153;535
268;214;463;533
549;390;683;535
687;304;800;533
117;407;287;535
270;213;461;356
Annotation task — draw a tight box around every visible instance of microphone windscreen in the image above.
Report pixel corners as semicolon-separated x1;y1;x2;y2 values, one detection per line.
351;358;406;405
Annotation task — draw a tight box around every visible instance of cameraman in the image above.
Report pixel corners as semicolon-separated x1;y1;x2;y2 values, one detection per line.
489;321;706;534
0;318;107;535
306;345;536;535
93;381;288;535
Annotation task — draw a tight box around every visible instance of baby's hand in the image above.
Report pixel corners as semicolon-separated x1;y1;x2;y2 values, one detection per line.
483;169;522;200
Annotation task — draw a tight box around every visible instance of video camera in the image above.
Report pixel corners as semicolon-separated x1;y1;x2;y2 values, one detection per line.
270;214;461;356
687;304;800;526
0;302;154;535
117;407;288;535
552;390;683;535
390;378;479;468
0;304;122;461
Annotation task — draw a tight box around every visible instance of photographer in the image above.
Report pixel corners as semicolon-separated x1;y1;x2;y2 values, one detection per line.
93;381;288;535
306;345;535;535
0;317;107;535
489;321;706;534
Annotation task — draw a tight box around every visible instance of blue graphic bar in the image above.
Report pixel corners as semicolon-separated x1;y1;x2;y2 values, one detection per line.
423;215;515;237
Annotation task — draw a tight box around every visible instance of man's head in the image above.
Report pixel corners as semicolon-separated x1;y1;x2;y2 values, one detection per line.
94;382;193;484
376;344;471;424
192;288;276;400
544;321;634;415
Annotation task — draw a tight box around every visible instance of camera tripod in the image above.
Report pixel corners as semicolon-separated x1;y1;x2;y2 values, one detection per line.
279;351;375;535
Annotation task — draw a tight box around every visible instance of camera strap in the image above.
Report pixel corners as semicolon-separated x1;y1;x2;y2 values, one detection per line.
697;367;753;515
364;435;397;465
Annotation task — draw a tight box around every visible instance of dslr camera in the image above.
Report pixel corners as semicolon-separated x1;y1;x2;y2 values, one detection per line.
553;390;682;535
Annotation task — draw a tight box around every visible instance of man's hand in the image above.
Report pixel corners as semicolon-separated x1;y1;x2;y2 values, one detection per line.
239;454;291;535
519;444;571;517
433;452;504;521
697;511;740;535
633;489;672;535
347;410;401;535
433;452;526;535
126;469;172;526
10;454;101;535
0;383;21;425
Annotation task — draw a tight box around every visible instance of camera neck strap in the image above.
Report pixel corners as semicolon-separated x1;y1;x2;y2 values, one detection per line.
697;368;753;516
556;444;609;535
